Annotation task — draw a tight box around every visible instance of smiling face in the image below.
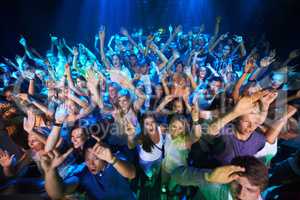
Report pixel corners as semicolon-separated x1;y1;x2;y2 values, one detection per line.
236;114;260;139
143;116;157;135
169;120;185;138
71;128;87;149
230;176;261;200
118;96;131;113
28;134;45;152
112;55;121;68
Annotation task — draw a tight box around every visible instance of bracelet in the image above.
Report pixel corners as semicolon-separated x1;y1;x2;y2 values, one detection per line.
110;156;118;166
192;120;200;126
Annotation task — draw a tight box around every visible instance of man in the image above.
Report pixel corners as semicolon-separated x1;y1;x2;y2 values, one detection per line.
173;156;268;200
41;137;136;200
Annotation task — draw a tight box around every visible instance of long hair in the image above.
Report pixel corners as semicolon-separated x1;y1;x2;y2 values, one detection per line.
139;113;158;153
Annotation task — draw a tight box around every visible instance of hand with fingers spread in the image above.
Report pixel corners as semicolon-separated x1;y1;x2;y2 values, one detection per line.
259;90;278;112
40;148;73;173
205;165;245;184
124;118;136;137
244;58;255;74
0;149;16;168
233;91;265;116
90;140;114;164
23;112;35;133
54;104;68;124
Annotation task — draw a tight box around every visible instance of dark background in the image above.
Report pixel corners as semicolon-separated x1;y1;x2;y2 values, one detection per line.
0;0;299;59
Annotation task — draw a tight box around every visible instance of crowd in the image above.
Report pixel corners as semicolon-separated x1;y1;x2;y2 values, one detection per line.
0;17;300;200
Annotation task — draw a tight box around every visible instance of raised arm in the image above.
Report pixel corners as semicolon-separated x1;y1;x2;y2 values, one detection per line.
232;59;255;103
149;42;168;69
207;92;263;136
98;26;112;70
161;25;182;52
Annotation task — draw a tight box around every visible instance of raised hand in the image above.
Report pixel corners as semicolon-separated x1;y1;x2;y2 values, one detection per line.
54;104;68;124
73;47;79;57
120;27;129;36
168;25;173;34
0;149;15;168
90;142;113;163
50;34;58;44
191;104;200;123
124;118;136;137
98;25;106;40
174;25;183;34
40;148;73;173
288;49;300;59
216;16;222;24
23;111;36;133
244;58;255;73
220;32;228;40
19;36;27;47
173;50;180;59
205;165;245;184
233;35;243;43
259;90;278;111
233;91;265;116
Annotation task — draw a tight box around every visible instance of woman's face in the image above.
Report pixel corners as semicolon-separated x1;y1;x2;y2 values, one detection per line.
66;100;78;115
173;100;184;114
199;67;207;79
169;120;185;138
118;96;130;112
71;128;87;149
109;86;118;99
112;55;120;68
176;63;184;73
144;117;157;135
155;85;163;98
271;73;284;89
77;78;86;88
28;134;44;152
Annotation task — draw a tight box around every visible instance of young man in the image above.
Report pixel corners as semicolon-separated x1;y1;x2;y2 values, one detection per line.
173;156;268;200
41;138;136;200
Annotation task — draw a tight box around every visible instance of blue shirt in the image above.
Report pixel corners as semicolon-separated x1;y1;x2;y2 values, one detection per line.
75;164;135;200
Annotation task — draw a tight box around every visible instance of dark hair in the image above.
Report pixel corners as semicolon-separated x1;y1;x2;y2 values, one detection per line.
231;156;268;191
82;138;97;155
139;113;157;152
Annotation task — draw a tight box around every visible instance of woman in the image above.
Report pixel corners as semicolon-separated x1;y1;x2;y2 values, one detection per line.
137;114;164;179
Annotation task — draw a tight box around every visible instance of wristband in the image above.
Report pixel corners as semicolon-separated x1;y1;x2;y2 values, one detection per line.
110;156;118;166
192;120;200;126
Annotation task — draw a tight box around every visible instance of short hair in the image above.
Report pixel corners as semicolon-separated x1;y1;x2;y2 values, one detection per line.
231;156;268;191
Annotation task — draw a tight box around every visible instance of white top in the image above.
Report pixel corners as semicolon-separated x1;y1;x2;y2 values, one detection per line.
255;140;278;166
162;134;189;173
138;128;164;162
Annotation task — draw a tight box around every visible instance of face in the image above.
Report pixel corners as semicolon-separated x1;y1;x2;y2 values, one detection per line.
85;149;105;175
112;55;120;68
28;134;45;152
230;176;261;200
271;73;284;89
4;90;13;101
71;128;87;149
109;86;118;99
118;96;130;112
155;85;163;98
76;78;86;88
79;54;88;66
199;67;207;79
222;45;231;57
176;63;184;73
65;100;78;115
169;120;185;138
210;80;222;94
173;100;184;114
129;55;137;66
144;117;157;135
236;114;260;138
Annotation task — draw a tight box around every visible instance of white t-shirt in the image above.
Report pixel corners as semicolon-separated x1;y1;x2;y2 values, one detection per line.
255;140;278;166
138;128;164;162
